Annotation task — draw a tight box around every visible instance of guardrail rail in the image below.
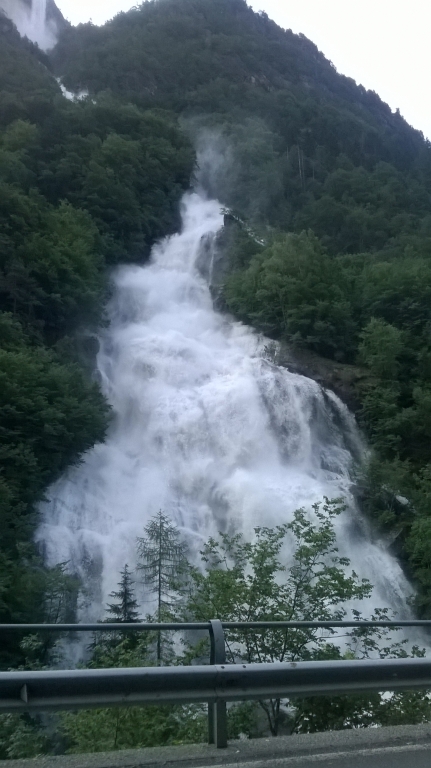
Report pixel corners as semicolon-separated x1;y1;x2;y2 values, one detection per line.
1;619;430;748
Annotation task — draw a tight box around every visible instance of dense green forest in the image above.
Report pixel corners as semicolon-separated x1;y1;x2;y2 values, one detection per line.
2;0;431;754
0;12;194;656
49;0;431;616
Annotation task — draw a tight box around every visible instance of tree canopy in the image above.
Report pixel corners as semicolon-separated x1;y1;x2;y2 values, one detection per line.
11;507;427;756
0;16;193;646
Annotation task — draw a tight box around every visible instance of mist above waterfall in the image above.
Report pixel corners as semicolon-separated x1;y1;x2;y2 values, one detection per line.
35;190;414;627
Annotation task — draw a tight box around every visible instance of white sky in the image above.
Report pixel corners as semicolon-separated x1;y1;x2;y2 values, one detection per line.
55;0;431;140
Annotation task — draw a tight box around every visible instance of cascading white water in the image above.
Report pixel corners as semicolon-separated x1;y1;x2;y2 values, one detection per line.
37;191;413;623
30;0;47;41
0;0;56;49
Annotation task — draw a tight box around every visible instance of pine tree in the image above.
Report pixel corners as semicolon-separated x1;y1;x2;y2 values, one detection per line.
89;565;141;659
105;564;141;624
137;511;188;664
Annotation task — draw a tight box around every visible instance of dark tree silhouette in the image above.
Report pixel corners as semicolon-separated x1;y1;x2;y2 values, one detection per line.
105;564;141;624
137;511;188;664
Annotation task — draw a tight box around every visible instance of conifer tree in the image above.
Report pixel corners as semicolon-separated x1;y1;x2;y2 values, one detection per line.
90;565;141;660
137;511;188;664
105;564;141;624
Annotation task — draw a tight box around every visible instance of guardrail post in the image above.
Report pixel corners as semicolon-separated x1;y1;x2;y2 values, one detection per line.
208;619;227;748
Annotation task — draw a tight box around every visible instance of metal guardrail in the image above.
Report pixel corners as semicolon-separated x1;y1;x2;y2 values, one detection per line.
3;657;431;709
1;619;431;748
2;620;431;630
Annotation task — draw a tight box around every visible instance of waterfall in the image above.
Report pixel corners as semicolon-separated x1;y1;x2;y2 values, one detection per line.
0;0;56;49
30;0;47;39
29;0;55;49
36;191;413;624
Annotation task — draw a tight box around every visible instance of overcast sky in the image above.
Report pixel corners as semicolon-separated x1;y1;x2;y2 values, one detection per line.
54;0;431;140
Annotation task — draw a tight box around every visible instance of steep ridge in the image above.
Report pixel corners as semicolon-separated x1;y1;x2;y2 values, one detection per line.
50;1;431;254
52;0;425;160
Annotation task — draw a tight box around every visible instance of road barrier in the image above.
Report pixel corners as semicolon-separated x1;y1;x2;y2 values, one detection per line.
1;619;430;747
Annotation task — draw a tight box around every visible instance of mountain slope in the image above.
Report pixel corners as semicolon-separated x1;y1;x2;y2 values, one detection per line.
50;0;431;616
53;0;426;164
52;0;431;247
0;0;67;49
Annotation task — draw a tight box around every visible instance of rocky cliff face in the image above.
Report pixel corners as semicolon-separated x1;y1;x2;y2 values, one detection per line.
0;0;67;49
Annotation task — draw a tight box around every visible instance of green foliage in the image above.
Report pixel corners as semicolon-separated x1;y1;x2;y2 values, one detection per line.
61;703;204;753
0;186;103;338
105;564;141;624
0;16;57;129
0;343;109;552
137;511;189;664
3;508;426;755
358;319;404;381
183;499;421;735
2;0;431;748
89;565;142;660
186;499;371;630
0;558;79;667
65;619;206;753
0;22;193;650
225;232;356;359
52;0;431;243
59;506;430;751
37;101;194;261
137;511;189;617
0;714;50;760
360;257;431;334
293;690;431;733
407;514;431;613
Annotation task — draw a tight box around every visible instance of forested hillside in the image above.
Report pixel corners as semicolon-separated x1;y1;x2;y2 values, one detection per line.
54;0;430;233
2;0;431;756
49;0;431;615
0;13;193;654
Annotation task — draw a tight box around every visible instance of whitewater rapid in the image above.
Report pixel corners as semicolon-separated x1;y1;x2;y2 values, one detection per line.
37;192;412;622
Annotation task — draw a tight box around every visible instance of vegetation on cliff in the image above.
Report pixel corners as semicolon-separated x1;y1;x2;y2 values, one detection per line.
0;13;193;652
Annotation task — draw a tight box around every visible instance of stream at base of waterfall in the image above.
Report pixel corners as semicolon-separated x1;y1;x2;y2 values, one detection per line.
36;192;413;630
